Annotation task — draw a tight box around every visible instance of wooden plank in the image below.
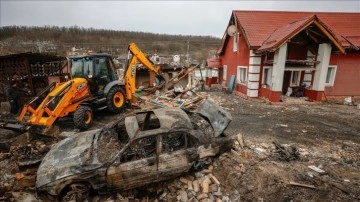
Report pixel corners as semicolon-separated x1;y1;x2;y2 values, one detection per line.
288;181;316;189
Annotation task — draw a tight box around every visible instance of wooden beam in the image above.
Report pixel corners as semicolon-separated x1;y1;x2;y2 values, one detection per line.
308;32;320;43
307;28;326;38
313;21;345;54
288;181;316;189
273;19;315;52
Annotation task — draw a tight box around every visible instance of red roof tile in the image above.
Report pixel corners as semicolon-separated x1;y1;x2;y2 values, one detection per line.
233;11;360;48
258;15;316;51
206;58;222;68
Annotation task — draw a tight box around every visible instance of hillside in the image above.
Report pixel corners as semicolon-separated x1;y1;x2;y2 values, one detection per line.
0;26;221;63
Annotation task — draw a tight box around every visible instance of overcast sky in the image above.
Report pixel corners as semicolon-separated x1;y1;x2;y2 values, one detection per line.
1;0;359;38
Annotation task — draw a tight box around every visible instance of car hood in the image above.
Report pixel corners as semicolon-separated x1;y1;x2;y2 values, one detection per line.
195;98;232;137
36;129;103;188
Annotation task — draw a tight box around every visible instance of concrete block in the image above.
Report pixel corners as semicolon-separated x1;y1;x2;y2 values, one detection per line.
247;89;259;97
249;65;261;73
247;81;259;89
248;73;260;82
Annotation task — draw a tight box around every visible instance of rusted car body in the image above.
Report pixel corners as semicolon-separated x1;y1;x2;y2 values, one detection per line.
36;98;233;198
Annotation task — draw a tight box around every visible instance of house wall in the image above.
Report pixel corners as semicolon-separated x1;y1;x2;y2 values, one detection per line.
217;12;360;103
247;51;262;97
262;43;288;102
306;43;332;101
259;43;313;102
326;53;360;96
219;34;250;95
287;43;308;60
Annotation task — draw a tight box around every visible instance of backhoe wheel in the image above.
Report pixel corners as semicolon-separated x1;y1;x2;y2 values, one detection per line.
107;86;126;113
61;183;89;202
73;105;93;130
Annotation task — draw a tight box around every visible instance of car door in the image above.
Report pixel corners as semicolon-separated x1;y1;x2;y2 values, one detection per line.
157;132;194;179
106;135;158;190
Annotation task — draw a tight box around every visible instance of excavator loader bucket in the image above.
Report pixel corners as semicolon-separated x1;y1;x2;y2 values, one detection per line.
0;119;30;132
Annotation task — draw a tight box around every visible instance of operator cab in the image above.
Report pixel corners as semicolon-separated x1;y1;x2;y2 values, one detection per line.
69;54;118;94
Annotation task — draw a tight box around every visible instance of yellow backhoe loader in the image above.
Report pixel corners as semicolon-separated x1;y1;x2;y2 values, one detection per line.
1;43;162;131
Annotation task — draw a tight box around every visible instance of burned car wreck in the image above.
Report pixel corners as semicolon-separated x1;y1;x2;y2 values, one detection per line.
36;99;233;200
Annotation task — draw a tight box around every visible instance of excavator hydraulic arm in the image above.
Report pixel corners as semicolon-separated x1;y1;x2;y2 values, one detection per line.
125;43;161;103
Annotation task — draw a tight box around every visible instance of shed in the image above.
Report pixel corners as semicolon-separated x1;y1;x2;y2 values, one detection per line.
0;52;67;104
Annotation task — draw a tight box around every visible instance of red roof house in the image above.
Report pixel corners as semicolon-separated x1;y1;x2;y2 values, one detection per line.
214;11;360;102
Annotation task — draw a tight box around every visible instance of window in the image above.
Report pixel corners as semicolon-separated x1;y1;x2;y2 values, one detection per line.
233;34;238;52
325;66;337;86
121;136;157;163
237;66;247;84
107;59;117;80
71;58;94;77
161;132;187;153
95;58;108;77
211;68;219;77
136;111;160;131
262;67;272;86
71;60;83;77
290;71;301;86
84;60;93;76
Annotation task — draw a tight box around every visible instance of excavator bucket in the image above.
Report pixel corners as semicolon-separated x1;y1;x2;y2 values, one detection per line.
0;119;30;132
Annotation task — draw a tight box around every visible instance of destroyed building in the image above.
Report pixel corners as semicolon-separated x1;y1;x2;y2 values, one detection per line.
0;52;67;105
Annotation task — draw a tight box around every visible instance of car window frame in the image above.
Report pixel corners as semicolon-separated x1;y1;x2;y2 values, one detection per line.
159;131;191;154
119;135;157;164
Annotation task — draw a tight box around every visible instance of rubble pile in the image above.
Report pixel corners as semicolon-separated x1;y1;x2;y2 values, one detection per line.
139;92;205;110
272;141;300;161
0;130;57;201
1;88;360;201
130;64;212;110
219;134;360;201
153;165;236;202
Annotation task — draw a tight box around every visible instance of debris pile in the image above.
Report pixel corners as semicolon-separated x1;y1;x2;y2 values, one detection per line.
273;141;300;161
0;130;57;201
135;64;207;110
156;165;234;202
140;93;205;110
1;88;360;201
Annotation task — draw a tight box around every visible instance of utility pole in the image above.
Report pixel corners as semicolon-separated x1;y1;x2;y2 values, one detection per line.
186;40;190;65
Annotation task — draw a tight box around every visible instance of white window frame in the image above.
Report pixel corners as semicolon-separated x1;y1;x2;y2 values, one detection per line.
290;71;301;87
325;65;337;86
233;34;238;52
262;66;272;86
223;65;227;81
237;66;247;84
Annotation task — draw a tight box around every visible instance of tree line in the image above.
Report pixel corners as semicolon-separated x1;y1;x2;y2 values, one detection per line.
0;25;221;61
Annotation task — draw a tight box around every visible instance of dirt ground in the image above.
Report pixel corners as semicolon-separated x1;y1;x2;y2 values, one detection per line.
210;91;360;202
0;89;360;201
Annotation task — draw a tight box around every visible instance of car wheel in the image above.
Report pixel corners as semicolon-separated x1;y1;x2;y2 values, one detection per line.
61;183;89;202
107;86;126;113
73;105;93;130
